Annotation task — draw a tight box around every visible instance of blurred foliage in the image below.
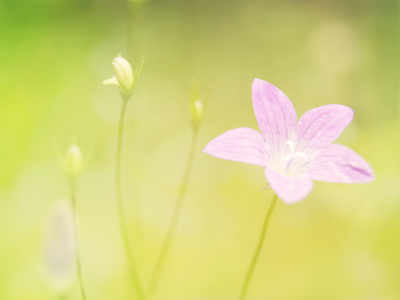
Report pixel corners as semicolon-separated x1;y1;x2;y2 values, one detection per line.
0;1;400;300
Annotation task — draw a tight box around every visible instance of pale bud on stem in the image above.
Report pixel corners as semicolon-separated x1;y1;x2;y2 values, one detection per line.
54;138;90;190
103;55;145;102
63;144;83;178
190;79;204;129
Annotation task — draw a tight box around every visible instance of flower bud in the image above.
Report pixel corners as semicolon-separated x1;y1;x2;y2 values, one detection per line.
113;57;134;91
103;55;145;100
190;79;204;128
63;144;83;178
192;100;203;122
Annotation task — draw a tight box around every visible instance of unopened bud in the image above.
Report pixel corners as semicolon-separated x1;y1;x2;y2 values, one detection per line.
63;144;83;178
190;79;204;128
192;100;203;122
113;57;134;91
103;55;145;100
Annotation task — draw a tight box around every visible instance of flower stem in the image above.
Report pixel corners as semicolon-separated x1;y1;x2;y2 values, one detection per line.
59;293;68;300
238;193;278;300
146;128;199;298
126;0;131;60
69;181;88;300
116;100;145;300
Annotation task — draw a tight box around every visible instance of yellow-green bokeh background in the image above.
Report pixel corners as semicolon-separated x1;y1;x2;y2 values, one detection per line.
1;1;400;299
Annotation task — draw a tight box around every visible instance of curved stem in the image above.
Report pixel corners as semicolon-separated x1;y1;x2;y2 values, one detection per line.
69;182;88;300
146;129;199;298
59;292;68;300
126;0;143;62
238;193;278;300
116;101;145;300
126;0;131;61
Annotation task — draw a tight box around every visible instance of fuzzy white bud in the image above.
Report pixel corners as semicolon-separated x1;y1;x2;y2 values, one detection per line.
63;144;83;178
103;55;145;100
190;80;204;128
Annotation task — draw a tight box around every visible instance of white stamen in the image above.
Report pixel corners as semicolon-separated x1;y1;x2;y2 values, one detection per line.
280;152;308;164
285;140;295;154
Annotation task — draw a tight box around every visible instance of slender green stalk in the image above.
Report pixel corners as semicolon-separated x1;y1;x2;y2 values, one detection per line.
58;293;68;300
147;128;199;298
238;193;278;300
69;180;88;300
116;101;145;300
126;0;143;62
126;0;132;61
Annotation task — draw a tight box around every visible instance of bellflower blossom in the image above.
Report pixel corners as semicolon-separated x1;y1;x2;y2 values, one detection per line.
204;79;374;204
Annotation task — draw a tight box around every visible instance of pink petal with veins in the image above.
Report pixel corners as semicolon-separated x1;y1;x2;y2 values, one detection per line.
307;144;375;183
265;168;313;204
296;105;353;156
203;128;267;167
252;79;297;161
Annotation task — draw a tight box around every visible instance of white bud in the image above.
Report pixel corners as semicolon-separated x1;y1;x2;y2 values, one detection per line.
103;55;145;100
112;57;134;92
192;100;204;123
63;144;83;178
103;56;134;95
190;80;204;128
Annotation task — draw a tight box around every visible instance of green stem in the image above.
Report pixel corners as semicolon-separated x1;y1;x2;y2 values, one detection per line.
146;128;199;298
126;0;143;62
238;193;278;300
69;181;88;300
58;293;68;300
126;0;132;61
116;100;145;300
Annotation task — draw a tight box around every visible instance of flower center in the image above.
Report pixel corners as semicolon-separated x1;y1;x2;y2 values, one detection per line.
278;141;309;176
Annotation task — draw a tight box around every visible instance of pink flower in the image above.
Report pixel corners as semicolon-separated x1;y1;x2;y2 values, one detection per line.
204;79;375;204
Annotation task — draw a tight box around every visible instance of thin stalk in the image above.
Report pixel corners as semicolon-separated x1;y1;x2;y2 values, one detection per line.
116;100;145;300
126;0;132;61
146;128;199;298
126;0;143;61
238;193;278;300
69;181;88;300
58;293;68;300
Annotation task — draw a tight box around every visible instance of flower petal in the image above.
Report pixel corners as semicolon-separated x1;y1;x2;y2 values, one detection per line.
113;57;134;89
252;78;297;161
102;76;120;86
265;168;313;204
203;128;267;167
307;144;375;183
295;105;353;156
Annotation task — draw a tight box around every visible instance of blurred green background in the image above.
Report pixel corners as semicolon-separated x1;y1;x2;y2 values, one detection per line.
0;1;400;299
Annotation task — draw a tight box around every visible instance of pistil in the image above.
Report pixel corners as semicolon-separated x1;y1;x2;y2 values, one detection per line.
279;140;308;176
